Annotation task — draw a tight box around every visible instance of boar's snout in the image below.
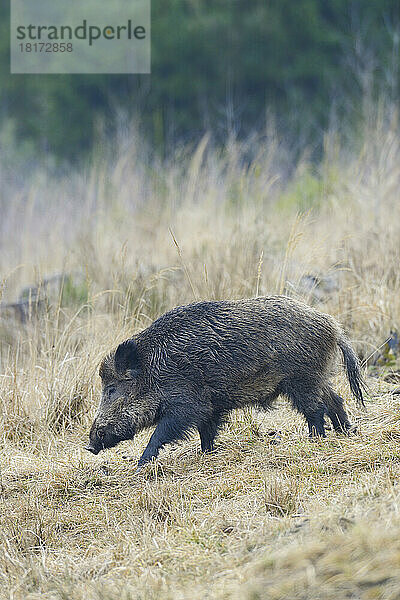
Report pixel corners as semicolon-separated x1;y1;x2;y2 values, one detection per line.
85;444;100;455
86;418;128;456
85;420;107;455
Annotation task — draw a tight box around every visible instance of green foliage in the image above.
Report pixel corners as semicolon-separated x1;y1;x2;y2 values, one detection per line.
1;0;399;162
60;275;89;308
276;162;340;211
277;168;325;211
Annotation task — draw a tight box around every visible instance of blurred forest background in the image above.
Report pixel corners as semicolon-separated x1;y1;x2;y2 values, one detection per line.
1;0;399;165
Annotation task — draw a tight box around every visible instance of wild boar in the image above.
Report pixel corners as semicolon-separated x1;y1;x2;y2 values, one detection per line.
86;296;365;470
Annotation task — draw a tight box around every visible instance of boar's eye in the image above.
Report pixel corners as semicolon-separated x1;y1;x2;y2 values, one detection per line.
97;427;106;440
107;385;116;398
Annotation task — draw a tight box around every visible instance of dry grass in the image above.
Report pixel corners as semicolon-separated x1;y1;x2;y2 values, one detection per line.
1;110;400;599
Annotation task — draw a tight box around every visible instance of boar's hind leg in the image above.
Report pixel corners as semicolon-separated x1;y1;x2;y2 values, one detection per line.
279;378;326;438
324;387;354;434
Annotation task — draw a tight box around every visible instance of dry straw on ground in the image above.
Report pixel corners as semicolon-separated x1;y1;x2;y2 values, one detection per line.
1;111;400;599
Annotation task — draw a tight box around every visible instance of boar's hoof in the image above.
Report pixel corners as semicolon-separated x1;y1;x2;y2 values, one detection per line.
122;454;136;462
345;424;358;435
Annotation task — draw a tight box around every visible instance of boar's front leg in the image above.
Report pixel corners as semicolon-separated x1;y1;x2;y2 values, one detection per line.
136;410;199;471
198;409;226;452
198;420;218;452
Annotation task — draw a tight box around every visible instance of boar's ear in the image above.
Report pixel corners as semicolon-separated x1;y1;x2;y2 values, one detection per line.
114;339;141;378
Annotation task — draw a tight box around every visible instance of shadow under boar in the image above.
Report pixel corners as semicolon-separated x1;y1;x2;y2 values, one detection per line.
86;296;365;470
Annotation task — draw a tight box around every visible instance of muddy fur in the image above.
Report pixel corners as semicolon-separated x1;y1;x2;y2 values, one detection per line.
86;296;365;467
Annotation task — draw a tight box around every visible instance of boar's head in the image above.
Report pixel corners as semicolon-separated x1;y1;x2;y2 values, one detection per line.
86;339;154;455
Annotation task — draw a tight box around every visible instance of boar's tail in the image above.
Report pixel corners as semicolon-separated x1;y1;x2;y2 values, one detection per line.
337;335;366;407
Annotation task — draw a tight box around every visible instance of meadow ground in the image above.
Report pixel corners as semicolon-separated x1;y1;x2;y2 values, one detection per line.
1;112;400;599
